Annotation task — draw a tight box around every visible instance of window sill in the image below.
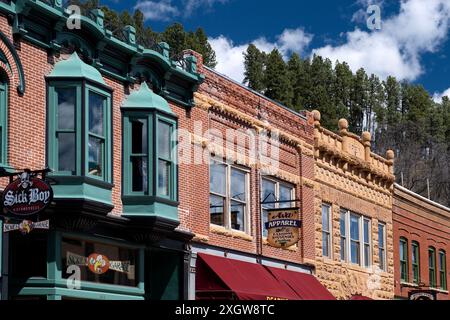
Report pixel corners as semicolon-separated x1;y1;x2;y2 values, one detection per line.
209;225;253;242
430;288;449;294
400;282;419;288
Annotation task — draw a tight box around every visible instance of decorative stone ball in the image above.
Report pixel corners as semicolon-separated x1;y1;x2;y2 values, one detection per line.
386;149;395;160
338;119;349;130
362;131;371;142
312;110;321;122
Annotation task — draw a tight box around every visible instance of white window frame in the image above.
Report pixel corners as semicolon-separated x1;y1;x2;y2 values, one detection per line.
378;222;387;272
322;203;332;259
340;209;372;269
261;176;295;238
209;159;250;234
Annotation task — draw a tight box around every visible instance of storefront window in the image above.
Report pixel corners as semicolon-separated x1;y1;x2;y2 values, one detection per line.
62;238;138;287
10;232;48;279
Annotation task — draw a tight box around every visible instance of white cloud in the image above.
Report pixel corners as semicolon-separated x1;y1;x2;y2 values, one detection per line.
135;0;227;21
184;0;228;16
313;0;450;81
209;28;313;83
433;88;450;103
134;0;179;21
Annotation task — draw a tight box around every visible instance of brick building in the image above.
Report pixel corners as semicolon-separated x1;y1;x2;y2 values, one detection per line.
0;1;204;300
393;184;449;300
182;54;334;300
311;110;396;300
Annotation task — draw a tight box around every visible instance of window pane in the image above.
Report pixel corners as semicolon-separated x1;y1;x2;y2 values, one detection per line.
158;159;170;196
378;224;385;249
322;205;330;232
210;162;226;195
131;119;147;154
88;136;103;177
279;185;293;208
364;244;370;267
341;238;346;261
412;243;418;264
158;120;171;160
132;156;148;193
231;169;246;201
261;179;276;208
322;233;329;257
262;209;269;237
350;214;360;240
230;200;245;231
429;249;435;268
56;87;76;130
89;92;105;136
58;132;75;173
340;212;346;237
351;241;360;264
379;248;385;270
363;219;370;244
210;194;225;227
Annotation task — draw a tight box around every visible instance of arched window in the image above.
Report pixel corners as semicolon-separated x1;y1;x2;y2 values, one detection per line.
411;241;420;284
439;250;447;290
399;237;408;282
429;247;437;288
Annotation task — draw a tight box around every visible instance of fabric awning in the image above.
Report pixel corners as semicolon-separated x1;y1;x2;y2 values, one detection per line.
196;253;336;300
196;253;299;300
265;266;336;300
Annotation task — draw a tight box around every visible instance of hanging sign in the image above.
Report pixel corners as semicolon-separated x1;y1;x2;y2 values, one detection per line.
66;252;134;276
265;208;301;248
2;172;53;216
3;219;49;234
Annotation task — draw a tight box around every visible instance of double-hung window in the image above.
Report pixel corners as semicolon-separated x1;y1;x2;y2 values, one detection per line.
412;241;420;284
429;247;437;288
260;178;295;237
340;210;372;268
209;160;249;233
378;223;386;271
322;204;332;258
400;238;408;282
439;250;447;290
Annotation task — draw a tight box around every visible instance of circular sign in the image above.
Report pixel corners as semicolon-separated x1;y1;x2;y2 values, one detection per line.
2;173;53;216
87;254;110;275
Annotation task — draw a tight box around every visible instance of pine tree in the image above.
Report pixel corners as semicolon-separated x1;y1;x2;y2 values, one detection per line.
350;68;369;134
243;44;266;92
367;74;384;135
264;49;293;107
287;53;308;111
333;61;352;122
186;28;217;68
384;76;402;128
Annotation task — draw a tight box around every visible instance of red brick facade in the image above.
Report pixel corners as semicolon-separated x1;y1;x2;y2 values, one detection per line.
393;184;450;300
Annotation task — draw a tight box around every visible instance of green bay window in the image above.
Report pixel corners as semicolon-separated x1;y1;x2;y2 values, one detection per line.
46;53;113;209
121;82;178;220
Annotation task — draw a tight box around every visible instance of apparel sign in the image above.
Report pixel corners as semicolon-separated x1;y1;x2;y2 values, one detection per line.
265;208;301;248
66;252;134;276
2;172;53;216
3;219;50;234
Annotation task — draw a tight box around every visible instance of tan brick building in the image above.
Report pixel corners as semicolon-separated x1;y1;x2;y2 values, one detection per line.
311;110;395;300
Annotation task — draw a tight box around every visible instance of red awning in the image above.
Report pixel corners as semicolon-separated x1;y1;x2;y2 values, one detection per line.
265;266;336;300
196;253;336;300
196;253;299;300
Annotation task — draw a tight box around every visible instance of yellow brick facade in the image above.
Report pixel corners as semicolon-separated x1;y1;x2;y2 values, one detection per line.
311;110;395;300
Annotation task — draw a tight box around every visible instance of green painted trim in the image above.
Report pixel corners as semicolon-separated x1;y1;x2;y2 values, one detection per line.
0;30;26;95
17;286;144;300
122;201;179;221
0;220;2;277
48;52;106;86
0;1;15;15
122;82;174;115
0;80;8;166
51;181;113;205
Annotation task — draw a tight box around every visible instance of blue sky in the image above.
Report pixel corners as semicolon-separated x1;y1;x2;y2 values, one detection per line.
104;0;450;100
